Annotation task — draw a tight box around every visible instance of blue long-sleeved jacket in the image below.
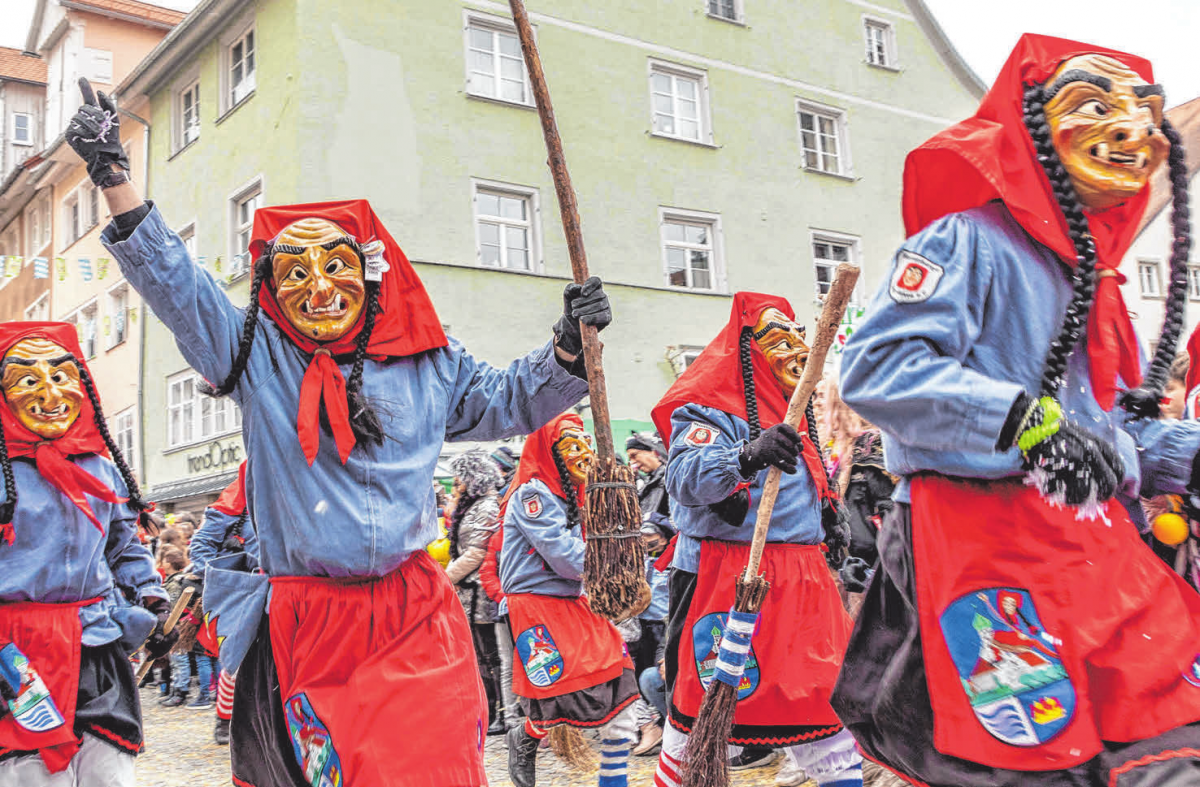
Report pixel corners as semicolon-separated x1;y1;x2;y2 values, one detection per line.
102;206;589;579
640;555;669;621
0;456;166;645
190;505;259;577
666;404;823;573
499;479;585;597
839;202;1200;525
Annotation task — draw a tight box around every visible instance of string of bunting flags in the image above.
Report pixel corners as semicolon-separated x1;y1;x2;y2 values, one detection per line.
0;251;252;285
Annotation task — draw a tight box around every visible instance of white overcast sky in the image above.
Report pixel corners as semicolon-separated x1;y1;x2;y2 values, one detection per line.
1;0;1198;106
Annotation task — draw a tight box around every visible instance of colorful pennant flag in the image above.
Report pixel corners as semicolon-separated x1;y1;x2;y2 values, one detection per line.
32;258;48;279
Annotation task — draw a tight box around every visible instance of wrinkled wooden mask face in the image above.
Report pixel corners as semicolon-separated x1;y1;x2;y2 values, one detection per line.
753;308;809;397
554;428;595;486
2;338;84;439
1043;54;1168;211
270;218;367;342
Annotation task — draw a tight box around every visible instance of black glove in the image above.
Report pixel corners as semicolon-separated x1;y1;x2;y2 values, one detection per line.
709;488;750;527
999;392;1123;508
738;424;804;476
65;78;130;189
553;276;612;358
823;502;851;567
838;556;873;593
142;596;179;660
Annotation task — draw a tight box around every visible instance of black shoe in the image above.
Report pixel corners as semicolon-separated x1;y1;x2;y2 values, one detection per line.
728;747;779;771
214;717;230;746
160;689;187;708
487;711;507;737
506;725;539;787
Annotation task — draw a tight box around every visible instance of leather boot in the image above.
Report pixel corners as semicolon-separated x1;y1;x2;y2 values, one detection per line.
488;709;507;736
506;724;539;787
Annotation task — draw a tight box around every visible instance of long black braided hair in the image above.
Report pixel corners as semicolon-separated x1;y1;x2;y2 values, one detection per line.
552;445;582;531
1023;82;1191;416
205;247;385;447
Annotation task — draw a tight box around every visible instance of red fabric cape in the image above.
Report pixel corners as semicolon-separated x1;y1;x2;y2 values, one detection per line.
651;293;830;501
210;461;246;516
248;200;449;464
903;33;1154;410
0;322;122;540
499;412;586;520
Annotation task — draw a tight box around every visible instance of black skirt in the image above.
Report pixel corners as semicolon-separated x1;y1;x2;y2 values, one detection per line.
521;668;639;729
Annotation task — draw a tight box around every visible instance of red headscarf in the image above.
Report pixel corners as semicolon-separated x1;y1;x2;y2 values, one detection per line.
249;200;449;464
903;33;1154;410
651;293;831;502
210;461;247;516
0;322;124;542
499;412;587;519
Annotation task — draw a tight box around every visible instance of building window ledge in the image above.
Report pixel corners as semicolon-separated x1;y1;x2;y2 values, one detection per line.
648;131;718;149
162;429;244;456
800;166;857;182
465;91;537;111
167;139;199;162
215;91;255;126
865;61;902;73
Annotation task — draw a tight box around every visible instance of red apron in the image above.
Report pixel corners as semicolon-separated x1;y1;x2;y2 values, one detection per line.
0;599;98;773
912;475;1200;772
267;552;487;787
674;541;851;734
506;593;630;700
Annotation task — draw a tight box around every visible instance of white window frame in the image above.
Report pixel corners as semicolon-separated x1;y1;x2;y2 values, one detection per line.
11;112;32;146
219;15;256;116
862;16;898;70
648;59;714;146
705;0;744;24
796;98;852;177
463;11;534;108
658;207;726;293
63;191;81;247
1189;266;1200;301
810;229;862;304
174;77;201;152
178;221;197;263
167;370;243;450
1138;259;1163;299
111;406;137;478
228;177;263;281
38;194;50;251
63;298;99;359
24;292;49;322
106;280;130;349
471;179;542;272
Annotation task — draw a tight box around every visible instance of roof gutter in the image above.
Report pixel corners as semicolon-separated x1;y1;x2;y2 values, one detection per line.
116;0;247;100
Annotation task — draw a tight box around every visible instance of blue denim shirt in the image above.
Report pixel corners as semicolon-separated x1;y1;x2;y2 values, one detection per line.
102;206;589;579
640;555;670;622
0;456;166;645
666;404;823;573
499;479;586;598
839;201;1200;525
190;505;259;577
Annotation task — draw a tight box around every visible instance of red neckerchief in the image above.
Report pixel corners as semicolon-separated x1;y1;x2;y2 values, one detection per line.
499;413;587;520
902;34;1155;410
651;293;832;502
210;460;247;516
0;322;123;543
248;200;449;464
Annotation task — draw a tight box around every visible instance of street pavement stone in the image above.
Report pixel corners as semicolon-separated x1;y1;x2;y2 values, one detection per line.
134;686;807;786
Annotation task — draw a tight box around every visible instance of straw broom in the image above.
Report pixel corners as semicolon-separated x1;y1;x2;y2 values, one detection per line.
508;0;649;621
681;263;860;787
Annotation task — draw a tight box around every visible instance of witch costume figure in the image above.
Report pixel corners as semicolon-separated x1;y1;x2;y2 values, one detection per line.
834;34;1200;787
500;412;640;787
0;322;171;786
66;79;609;785
648;293;862;787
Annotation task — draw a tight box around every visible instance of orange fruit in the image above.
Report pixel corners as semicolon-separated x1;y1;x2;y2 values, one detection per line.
1153;512;1190;546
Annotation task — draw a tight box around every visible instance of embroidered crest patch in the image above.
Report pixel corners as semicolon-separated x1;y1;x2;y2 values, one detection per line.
0;644;64;733
939;588;1075;747
684;423;719;447
284;692;344;787
889;251;944;304
692;612;760;700
1184;654;1200;688
516;624;565;687
523;495;543;518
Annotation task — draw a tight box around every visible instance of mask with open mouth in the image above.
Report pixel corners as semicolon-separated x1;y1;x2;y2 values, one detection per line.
271;218;367;342
753;307;809;397
554;428;595;486
1;338;84;440
1043;54;1168;211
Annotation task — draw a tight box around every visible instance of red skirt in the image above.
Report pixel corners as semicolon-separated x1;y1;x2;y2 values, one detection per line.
672;540;851;745
506;593;630;700
0;599;96;773
912;475;1200;771
267;552;487;787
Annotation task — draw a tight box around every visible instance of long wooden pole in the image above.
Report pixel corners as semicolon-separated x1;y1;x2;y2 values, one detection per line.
134;586;195;682
743;263;859;582
508;0;616;461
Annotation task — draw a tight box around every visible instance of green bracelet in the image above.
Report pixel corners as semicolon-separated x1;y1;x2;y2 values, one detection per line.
1017;396;1063;453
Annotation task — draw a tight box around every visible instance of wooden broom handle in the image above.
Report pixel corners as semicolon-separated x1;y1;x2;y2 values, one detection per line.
508;0;616;461
134;586;196;681
742;264;860;582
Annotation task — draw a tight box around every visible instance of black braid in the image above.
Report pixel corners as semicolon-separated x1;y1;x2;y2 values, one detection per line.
230;510;246;540
1023;83;1101;400
206;255;271;397
0;412;15;525
346;281;383;446
739;327;761;439
552;446;581;531
1121;118;1192;418
78;364;148;512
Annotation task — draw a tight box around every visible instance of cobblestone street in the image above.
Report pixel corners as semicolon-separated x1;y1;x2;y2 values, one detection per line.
134;687;810;786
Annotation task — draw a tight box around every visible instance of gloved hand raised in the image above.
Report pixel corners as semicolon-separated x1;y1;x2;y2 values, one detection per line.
65;78;130;190
999;392;1124;509
142;596;180;660
738;423;804;476
553;276;612;358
